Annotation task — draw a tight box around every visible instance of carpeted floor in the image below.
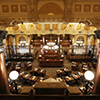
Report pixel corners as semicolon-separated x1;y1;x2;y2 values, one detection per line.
7;58;95;79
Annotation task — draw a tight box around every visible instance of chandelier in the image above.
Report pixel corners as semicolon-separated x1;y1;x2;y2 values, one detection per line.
44;29;59;49
47;42;55;46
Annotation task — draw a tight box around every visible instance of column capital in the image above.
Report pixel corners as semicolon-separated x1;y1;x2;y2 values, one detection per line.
87;35;91;37
13;35;15;37
28;35;30;37
72;35;75;37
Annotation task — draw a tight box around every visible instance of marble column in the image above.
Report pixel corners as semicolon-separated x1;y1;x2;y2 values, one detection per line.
95;39;99;57
28;35;30;45
93;35;96;55
28;35;31;53
0;30;10;94
58;35;60;45
72;35;75;54
13;35;16;54
42;35;45;45
4;37;8;59
86;35;90;54
15;35;17;54
93;51;100;94
7;35;11;58
0;47;10;93
58;35;60;53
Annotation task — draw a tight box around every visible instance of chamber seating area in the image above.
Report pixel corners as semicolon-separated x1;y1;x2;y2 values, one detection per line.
56;68;72;77
55;61;95;94
19;71;46;85
8;70;46;94
69;54;92;62
10;53;34;61
6;58;95;96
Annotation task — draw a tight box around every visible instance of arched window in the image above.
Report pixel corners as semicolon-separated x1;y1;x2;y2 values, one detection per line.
18;36;26;44
76;36;84;44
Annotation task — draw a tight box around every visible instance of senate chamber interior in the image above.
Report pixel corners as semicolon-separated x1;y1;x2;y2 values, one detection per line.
0;0;100;100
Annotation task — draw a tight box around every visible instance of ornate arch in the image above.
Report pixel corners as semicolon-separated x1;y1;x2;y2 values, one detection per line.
16;35;28;45
74;35;87;45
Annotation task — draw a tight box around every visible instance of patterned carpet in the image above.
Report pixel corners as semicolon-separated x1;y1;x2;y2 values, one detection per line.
31;59;71;78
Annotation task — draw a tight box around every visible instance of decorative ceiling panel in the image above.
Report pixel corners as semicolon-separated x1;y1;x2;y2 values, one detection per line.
11;5;18;12
20;24;26;30
0;0;100;28
6;23;97;35
74;5;81;12
12;25;19;30
84;26;90;30
2;5;9;12
20;5;27;12
75;24;82;31
36;24;41;30
45;24;50;30
52;24;57;30
61;24;67;30
84;5;91;12
93;5;100;12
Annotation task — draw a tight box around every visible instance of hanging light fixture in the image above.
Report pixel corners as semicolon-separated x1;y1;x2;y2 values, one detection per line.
47;29;55;46
47;42;55;46
43;29;59;50
46;29;58;49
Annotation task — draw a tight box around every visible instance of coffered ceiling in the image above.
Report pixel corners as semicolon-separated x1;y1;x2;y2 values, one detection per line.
0;0;100;29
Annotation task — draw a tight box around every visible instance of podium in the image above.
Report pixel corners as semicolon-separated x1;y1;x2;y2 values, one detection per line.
34;78;67;95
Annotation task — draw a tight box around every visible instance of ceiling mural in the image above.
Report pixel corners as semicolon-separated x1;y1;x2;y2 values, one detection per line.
6;23;97;35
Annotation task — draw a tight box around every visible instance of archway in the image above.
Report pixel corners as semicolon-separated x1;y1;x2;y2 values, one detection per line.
18;36;26;45
17;36;29;54
76;36;84;46
74;35;86;54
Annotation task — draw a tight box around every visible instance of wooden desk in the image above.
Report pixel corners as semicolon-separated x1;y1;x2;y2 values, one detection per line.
39;59;63;67
56;78;65;82
65;76;75;86
34;82;67;95
20;86;33;94
56;69;65;77
22;74;30;80
29;76;38;84
67;86;82;95
37;77;45;82
27;64;32;70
